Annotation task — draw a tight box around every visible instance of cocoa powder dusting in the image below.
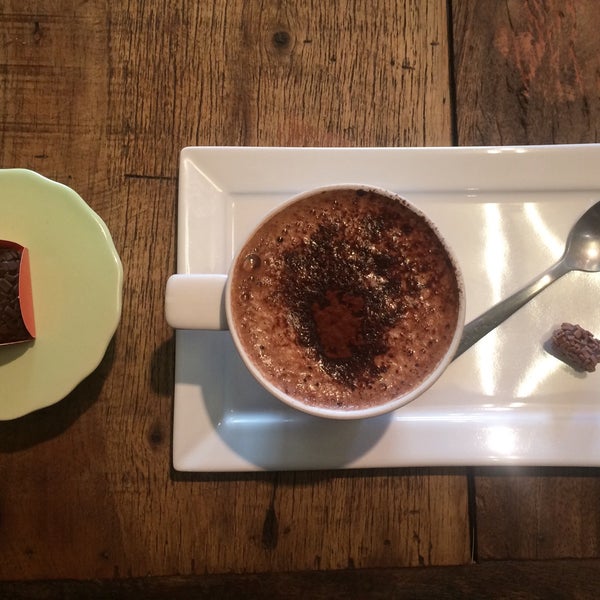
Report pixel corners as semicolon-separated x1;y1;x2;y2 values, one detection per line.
281;217;407;388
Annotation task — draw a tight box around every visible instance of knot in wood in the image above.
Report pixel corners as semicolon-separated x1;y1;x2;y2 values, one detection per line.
272;30;291;48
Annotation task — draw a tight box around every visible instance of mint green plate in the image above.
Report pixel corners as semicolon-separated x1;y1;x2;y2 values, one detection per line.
0;170;123;420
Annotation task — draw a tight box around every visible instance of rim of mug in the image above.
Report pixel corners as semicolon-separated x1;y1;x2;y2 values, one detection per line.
225;183;466;420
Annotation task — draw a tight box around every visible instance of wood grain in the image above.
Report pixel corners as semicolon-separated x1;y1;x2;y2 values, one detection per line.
5;0;600;588
473;468;600;560
452;0;600;145
0;0;470;580
453;0;600;561
2;559;600;600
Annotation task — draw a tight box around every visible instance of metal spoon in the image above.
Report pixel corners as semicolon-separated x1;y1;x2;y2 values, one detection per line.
454;200;600;359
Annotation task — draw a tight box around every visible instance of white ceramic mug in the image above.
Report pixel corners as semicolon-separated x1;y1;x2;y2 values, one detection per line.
165;184;465;419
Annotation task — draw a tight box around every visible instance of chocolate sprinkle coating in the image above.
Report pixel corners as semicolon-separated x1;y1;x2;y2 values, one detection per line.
0;248;31;344
551;323;600;372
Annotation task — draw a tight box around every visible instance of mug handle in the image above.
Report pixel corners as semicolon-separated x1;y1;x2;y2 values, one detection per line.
165;274;228;330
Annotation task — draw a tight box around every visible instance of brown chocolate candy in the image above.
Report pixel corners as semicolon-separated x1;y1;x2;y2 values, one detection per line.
551;323;600;373
0;246;33;344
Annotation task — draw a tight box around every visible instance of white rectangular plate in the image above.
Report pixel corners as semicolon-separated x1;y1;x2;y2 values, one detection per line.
173;145;600;471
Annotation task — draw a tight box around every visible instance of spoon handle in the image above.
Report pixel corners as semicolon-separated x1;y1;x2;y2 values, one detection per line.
454;260;570;360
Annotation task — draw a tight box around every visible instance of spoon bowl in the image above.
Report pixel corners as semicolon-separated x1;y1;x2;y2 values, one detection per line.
562;202;600;271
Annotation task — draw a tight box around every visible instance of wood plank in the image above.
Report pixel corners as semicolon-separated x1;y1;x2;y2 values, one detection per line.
452;0;600;145
0;0;470;579
2;559;600;599
473;468;600;560
452;0;600;560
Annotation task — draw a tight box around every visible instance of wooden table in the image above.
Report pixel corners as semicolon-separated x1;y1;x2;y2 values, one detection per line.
1;1;600;597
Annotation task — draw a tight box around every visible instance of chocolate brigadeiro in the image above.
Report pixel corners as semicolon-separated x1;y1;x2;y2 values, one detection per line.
550;322;600;373
0;242;35;345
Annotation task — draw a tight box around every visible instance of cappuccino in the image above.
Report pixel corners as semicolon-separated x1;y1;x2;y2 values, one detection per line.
229;187;461;412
